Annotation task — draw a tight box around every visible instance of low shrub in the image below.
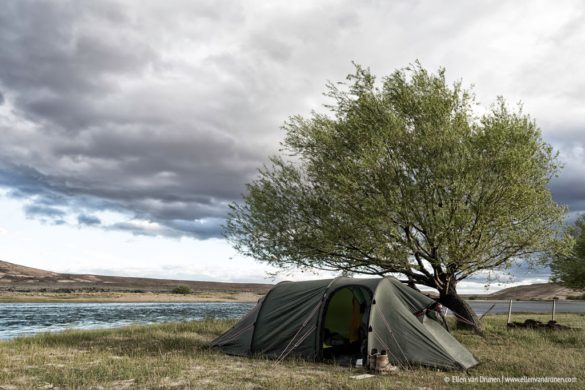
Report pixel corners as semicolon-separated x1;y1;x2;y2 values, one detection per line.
171;285;192;295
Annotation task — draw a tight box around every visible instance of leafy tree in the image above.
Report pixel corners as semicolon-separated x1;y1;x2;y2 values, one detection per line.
551;215;585;289
225;63;568;331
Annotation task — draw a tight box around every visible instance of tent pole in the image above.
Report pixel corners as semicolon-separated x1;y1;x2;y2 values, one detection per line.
479;303;497;321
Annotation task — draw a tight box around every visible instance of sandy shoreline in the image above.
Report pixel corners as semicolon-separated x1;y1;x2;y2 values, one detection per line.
0;291;264;303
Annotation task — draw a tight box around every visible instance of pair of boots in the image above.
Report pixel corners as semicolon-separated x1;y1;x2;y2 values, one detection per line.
368;349;398;374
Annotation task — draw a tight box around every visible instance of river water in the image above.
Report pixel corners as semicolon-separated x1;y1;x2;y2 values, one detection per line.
1;300;583;340
0;302;254;340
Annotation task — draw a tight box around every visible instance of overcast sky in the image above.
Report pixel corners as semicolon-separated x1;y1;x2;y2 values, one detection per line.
1;0;584;292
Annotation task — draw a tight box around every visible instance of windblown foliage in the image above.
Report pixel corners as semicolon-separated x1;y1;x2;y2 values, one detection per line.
225;63;568;329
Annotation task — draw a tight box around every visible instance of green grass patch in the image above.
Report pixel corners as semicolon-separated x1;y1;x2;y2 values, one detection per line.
0;314;583;389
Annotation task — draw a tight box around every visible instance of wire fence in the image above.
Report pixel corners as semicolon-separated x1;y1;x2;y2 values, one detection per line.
445;300;585;329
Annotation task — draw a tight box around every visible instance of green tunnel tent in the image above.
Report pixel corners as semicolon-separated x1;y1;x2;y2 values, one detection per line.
210;277;479;370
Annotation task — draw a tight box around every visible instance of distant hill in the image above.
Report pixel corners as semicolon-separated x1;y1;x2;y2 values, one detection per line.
483;283;584;301
3;260;581;300
0;260;272;294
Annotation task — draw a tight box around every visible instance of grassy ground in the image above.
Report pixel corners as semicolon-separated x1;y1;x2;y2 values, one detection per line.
0;314;583;389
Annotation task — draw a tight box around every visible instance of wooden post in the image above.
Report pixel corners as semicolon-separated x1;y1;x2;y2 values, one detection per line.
507;299;513;324
552;299;556;322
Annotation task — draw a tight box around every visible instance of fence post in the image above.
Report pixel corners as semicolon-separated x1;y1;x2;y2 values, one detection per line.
552;299;556;322
507;299;513;324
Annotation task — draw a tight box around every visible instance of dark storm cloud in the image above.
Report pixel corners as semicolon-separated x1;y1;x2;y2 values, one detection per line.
1;0;585;241
23;204;66;226
551;174;585;213
0;2;157;131
108;217;222;239
0;1;279;238
545;126;585;216
24;204;66;219
77;214;101;226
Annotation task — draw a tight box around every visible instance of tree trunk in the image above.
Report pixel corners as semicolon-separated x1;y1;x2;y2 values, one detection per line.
438;284;483;333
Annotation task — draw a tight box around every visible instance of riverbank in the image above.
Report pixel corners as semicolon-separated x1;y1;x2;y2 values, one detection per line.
0;291;264;303
0;314;583;389
2;291;582;304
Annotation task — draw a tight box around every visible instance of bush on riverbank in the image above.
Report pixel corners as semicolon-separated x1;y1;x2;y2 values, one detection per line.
567;293;585;300
171;285;192;295
0;314;583;389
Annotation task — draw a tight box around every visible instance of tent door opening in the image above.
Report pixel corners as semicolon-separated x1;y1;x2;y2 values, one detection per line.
321;286;372;365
